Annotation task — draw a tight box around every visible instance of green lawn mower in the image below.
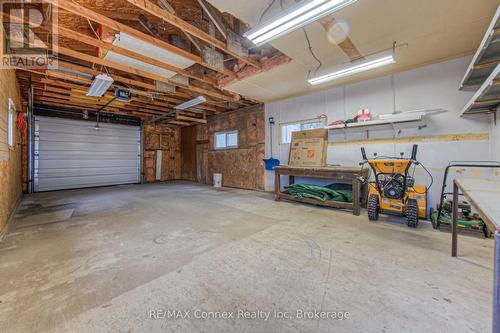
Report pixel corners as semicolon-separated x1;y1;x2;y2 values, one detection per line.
431;160;500;238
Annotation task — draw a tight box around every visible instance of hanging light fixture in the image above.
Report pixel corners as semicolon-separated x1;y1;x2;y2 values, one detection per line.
87;74;114;97
244;0;357;46
308;53;396;85
174;96;207;110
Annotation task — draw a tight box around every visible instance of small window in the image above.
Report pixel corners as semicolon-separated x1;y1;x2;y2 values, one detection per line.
215;131;238;149
280;119;324;144
7;98;15;149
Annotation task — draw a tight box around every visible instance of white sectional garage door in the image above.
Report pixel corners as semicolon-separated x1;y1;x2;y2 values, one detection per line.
34;116;141;192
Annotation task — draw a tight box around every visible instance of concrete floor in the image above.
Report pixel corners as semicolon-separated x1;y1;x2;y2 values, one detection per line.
0;181;493;333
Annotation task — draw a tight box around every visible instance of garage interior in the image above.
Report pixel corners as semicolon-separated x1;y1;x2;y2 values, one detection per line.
1;0;500;332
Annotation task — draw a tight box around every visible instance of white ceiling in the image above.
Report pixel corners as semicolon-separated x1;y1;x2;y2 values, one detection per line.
210;0;500;102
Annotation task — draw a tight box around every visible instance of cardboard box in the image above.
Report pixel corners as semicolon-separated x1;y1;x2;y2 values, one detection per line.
289;128;328;167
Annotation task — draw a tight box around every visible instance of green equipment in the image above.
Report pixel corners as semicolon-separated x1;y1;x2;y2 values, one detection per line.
283;183;352;203
432;160;500;237
430;199;490;238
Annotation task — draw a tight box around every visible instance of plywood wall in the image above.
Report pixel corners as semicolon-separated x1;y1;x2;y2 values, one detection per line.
0;68;23;234
143;125;181;182
181;126;197;181
185;104;265;190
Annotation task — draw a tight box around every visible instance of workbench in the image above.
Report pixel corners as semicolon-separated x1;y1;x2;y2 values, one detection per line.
274;166;369;215
451;178;500;332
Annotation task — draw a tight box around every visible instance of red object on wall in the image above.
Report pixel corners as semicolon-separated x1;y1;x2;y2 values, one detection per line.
354;109;371;122
16;112;27;134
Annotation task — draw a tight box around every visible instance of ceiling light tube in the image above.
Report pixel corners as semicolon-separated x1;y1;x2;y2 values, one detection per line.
308;54;396;85
244;0;357;46
87;74;114;97
174;96;207;110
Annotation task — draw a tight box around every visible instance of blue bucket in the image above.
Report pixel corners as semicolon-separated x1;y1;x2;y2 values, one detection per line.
264;158;280;171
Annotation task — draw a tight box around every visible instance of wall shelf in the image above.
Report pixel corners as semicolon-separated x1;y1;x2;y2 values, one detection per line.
326;109;446;131
460;5;500;90
461;63;500;116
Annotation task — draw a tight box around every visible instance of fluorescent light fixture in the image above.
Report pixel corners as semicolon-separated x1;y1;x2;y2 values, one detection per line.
244;0;357;46
87;74;114;97
308;54;395;85
174;96;207;110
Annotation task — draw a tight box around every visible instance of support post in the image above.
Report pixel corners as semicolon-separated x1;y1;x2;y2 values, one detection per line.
353;178;361;216
275;169;281;201
494;230;500;333
452;180;459;257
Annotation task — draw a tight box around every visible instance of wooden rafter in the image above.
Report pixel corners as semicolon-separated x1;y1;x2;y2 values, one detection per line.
45;0;239;78
9;0;262;127
55;45;237;102
124;0;261;68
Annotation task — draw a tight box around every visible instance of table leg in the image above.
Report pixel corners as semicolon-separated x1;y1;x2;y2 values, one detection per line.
289;175;295;185
452;181;458;257
353;178;360;216
494;231;500;333
275;171;281;201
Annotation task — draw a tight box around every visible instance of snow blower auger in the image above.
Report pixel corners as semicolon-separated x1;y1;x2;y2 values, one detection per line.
359;144;432;228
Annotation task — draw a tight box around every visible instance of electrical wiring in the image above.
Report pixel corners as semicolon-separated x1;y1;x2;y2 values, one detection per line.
410;162;434;194
258;0;278;23
302;27;323;78
257;0;323;78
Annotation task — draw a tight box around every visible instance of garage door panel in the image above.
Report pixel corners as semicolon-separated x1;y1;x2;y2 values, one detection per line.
38;132;139;145
37;140;139;153
35;174;140;192
34;116;141;192
37;166;138;178
38;158;139;169
38;118;138;135
37;151;139;160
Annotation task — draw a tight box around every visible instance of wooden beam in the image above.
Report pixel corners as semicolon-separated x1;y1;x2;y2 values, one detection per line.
167;120;191;126
197;0;228;39
48;24;217;86
46;0;238;78
155;0;203;51
36;96;121;113
125;0;260;69
175;113;207;124
20;67;222;112
17;63;231;116
55;45;237;102
54;60;228;109
37;90;171;116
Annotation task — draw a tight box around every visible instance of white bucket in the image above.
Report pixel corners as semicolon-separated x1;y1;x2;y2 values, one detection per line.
213;173;222;188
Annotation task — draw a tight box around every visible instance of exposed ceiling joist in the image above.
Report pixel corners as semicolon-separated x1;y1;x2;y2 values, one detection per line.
124;0;260;68
55;45;237;102
156;0;204;51
53;25;216;86
45;0;239;78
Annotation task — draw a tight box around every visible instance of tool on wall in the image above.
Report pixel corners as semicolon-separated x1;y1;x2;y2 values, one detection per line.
16;112;28;134
360;144;433;228
264;117;280;170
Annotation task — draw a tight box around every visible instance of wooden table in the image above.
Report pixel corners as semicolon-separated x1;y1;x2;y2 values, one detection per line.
452;178;500;332
274;166;369;215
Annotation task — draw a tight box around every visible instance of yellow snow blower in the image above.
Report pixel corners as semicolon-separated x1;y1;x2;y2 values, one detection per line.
360;145;430;228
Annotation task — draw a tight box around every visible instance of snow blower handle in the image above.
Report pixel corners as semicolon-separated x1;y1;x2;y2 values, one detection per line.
411;144;418;161
360;147;368;165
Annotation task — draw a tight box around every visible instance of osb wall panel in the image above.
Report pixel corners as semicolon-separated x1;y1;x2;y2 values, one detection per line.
143;125;181;182
181;126;197;181
0;68;23;234
196;143;209;184
196;105;265;190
